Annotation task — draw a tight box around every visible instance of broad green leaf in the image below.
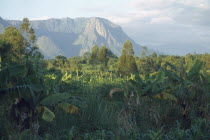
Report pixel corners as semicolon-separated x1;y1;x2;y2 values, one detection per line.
0;68;9;86
155;70;165;83
58;103;79;114
62;72;72;81
30;84;45;93
135;73;143;85
183;80;193;86
8;64;28;78
155;93;177;101
0;85;30;98
187;61;203;80
40;93;72;106
165;70;180;81
0;64;27;85
41;106;55;122
165;62;177;71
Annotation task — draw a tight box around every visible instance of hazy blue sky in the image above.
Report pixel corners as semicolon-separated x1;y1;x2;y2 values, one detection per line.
0;0;130;20
1;0;209;24
1;0;210;55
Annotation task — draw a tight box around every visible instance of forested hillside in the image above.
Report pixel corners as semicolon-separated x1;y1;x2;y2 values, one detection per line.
0;18;210;140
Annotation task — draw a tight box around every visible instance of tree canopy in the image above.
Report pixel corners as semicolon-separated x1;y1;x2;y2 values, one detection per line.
89;45;99;65
118;40;138;75
98;46;109;66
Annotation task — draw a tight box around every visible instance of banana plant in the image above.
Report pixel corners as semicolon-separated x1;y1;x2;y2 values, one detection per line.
109;70;176;106
44;73;63;94
129;71;177;104
163;61;203;101
163;61;209;122
0;64;79;134
164;61;206;93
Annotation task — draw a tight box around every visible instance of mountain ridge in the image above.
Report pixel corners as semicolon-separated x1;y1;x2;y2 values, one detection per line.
0;17;144;58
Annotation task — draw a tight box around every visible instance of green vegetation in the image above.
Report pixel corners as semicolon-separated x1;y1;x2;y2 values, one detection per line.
0;19;210;140
118;40;138;75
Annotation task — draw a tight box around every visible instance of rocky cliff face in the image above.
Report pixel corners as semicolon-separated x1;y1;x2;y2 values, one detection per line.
74;17;137;56
0;17;11;33
1;17;143;58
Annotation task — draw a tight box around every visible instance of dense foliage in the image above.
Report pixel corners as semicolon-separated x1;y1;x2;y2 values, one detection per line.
0;19;210;140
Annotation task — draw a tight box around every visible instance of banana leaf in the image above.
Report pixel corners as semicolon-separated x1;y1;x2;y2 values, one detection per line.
40;93;72;106
38;106;55;122
155;93;177;101
165;62;178;71
155;70;165;83
58;103;79;114
187;61;203;80
0;64;28;84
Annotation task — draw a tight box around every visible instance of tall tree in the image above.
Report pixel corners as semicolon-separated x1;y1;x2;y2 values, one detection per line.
118;40;138;75
1;26;25;64
20;18;42;58
89;45;99;65
0;37;11;69
0;18;43;73
122;40;135;55
141;46;148;57
98;46;109;66
20;18;30;32
150;52;157;58
55;55;67;68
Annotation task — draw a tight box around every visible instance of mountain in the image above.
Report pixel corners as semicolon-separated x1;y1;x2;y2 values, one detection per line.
0;17;144;58
0;17;10;33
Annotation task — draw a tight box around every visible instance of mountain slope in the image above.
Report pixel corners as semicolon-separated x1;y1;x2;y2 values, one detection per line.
0;17;11;33
1;17;143;58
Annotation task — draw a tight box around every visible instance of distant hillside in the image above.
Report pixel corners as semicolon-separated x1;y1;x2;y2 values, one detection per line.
0;17;146;58
0;17;10;33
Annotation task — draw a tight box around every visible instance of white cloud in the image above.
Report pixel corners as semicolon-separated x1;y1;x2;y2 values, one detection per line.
131;0;210;9
107;16;132;24
115;0;210;55
107;9;162;24
179;0;210;8
150;17;174;24
30;16;51;21
131;0;175;9
109;0;210;26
